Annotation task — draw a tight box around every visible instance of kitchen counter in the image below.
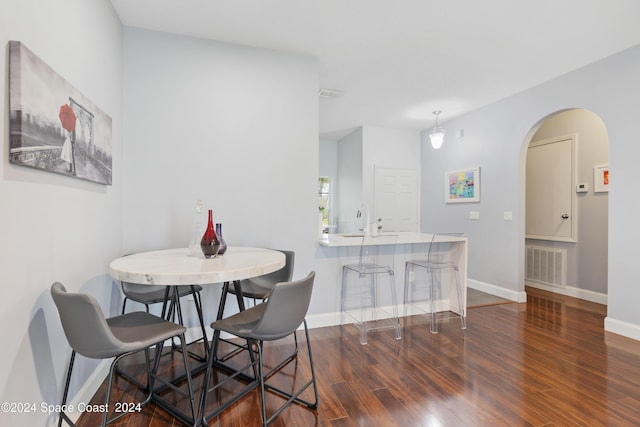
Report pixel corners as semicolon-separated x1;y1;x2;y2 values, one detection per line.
318;231;467;247
317;231;468;317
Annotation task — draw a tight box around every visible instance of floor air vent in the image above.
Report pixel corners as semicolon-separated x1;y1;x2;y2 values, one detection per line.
526;245;566;287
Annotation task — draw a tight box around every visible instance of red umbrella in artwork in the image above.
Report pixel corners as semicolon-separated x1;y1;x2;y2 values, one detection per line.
58;104;77;132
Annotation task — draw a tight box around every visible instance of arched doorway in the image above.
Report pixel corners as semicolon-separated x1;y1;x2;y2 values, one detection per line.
523;109;609;304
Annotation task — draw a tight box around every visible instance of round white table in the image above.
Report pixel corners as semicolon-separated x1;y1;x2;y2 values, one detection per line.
109;246;286;426
109;246;286;286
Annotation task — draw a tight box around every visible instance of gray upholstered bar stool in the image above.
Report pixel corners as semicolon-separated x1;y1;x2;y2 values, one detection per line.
220;250;295;309
121;280;203;316
214;250;295;362
341;234;401;345
119;252;208;361
403;233;467;334
50;282;196;427
202;272;318;426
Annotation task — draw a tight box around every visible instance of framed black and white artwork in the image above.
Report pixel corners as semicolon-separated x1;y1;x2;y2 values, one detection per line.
8;41;112;185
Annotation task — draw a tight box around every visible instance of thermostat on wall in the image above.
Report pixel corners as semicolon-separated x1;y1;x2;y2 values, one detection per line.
576;183;589;193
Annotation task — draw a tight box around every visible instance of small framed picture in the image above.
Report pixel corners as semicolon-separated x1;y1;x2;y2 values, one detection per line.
593;164;609;193
445;167;480;203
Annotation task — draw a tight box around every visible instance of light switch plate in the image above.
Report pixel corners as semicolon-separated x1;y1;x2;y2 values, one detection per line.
504;211;513;221
469;211;480;220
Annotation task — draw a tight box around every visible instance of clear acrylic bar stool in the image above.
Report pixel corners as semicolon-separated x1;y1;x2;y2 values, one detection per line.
341;234;401;345
404;233;467;334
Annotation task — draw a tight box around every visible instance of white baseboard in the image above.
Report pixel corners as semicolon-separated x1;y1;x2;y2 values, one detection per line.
525;281;607;305
305;312;342;329
468;279;527;303
604;317;640;341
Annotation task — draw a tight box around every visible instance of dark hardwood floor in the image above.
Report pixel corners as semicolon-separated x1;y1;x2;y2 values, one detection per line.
75;287;640;426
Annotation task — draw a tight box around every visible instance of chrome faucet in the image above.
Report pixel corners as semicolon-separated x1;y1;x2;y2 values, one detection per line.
356;203;370;235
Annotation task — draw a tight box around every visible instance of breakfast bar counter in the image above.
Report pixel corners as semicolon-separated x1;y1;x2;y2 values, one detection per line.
318;232;468;316
318;231;467;247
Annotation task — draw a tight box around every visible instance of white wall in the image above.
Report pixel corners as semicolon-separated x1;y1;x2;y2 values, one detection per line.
319;138;338;228
122;28;320;319
420;44;640;338
0;1;123;426
320;139;338;178
336;127;363;233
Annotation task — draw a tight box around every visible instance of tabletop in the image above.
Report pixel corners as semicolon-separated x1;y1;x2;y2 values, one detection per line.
109;247;286;286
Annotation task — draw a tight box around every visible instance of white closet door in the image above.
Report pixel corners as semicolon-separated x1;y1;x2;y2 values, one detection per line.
375;167;419;232
526;136;576;242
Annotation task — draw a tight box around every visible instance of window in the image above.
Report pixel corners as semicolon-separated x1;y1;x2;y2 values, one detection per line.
318;177;331;233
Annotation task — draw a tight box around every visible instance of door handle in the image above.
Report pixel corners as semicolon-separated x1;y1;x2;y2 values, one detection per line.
561;214;569;219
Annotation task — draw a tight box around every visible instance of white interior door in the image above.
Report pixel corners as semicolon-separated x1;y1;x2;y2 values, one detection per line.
375;167;419;232
526;136;576;242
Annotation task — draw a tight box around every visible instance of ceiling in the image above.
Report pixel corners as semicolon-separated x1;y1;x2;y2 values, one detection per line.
110;0;640;139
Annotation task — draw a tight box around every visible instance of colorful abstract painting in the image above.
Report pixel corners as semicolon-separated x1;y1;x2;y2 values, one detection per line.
445;167;480;203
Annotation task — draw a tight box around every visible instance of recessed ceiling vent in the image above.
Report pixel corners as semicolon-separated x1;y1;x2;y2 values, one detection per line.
319;88;343;98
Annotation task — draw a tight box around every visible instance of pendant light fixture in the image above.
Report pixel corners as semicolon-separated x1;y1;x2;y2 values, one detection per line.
430;110;445;149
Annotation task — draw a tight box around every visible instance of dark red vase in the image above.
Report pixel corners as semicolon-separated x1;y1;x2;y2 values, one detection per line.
200;209;220;258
